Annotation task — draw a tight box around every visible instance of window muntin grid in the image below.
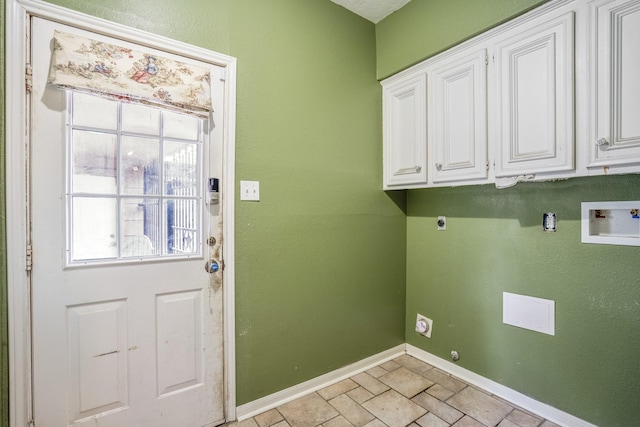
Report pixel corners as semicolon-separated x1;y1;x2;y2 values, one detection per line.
66;91;204;264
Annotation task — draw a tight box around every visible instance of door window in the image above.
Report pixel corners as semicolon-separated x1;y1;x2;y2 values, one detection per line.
67;91;204;263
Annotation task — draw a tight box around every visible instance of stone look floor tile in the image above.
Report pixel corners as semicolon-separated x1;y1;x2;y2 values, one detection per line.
362;389;427;426
415;412;450;427
351;372;390;396
235;419;259;427
497;419;520;427
378;366;435;398
446;387;514;427
426;383;456;401
394;355;435;376
412;392;464;424
226;356;561;427
366;366;388;378
346;387;374;404
254;409;284;427
452;415;486;427
322;415;355;427
277;393;339;427
379;360;401;372
504;409;542;427
421;368;467;393
329;394;376;427
318;379;360;401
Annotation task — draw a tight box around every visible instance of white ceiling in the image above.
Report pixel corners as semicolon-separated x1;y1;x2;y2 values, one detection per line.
330;0;412;23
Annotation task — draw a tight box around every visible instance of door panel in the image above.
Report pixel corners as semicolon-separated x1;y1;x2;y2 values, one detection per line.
30;17;224;427
382;74;428;188
494;12;575;176
429;48;488;183
589;0;640;166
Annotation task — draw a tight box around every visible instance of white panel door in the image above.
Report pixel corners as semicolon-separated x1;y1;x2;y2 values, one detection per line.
30;17;225;427
429;48;488;184
382;74;427;188
589;0;640;167
493;12;575;177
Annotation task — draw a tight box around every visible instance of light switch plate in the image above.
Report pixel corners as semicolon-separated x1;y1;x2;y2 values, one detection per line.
240;180;260;201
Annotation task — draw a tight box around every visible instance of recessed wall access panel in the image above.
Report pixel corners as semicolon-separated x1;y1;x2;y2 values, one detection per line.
503;292;555;335
581;201;640;246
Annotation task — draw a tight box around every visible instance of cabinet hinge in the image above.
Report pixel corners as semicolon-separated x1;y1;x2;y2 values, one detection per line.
219;67;226;81
26;244;33;271
486;161;490;171
28;418;36;427
485;55;489;66
25;64;33;94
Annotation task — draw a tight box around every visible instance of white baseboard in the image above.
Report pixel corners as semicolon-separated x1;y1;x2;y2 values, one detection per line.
406;344;596;427
235;344;406;420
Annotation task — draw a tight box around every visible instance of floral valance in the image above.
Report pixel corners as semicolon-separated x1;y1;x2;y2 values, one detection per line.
48;30;212;117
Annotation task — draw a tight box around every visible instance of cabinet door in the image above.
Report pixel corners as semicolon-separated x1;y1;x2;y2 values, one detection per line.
589;0;640;167
494;12;575;177
382;74;427;188
429;49;488;184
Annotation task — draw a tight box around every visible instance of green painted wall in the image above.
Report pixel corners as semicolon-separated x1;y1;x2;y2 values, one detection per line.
375;0;549;79
376;2;640;425
0;0;407;418
406;177;640;426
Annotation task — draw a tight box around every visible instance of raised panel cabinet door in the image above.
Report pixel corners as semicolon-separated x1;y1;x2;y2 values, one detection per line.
429;48;488;184
494;12;575;177
589;0;640;167
382;74;428;188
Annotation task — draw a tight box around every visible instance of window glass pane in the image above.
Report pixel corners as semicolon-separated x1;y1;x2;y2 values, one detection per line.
72;92;118;129
165;199;199;255
122;102;160;135
72;130;117;194
121;198;160;257
67;93;204;264
121;136;160;195
164;141;199;197
72;197;117;260
163;111;199;140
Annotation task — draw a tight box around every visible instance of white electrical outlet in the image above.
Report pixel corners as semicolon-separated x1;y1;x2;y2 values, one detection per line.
240;180;260;201
415;314;433;338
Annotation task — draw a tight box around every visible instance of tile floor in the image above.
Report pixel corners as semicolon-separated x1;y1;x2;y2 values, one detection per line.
226;354;561;427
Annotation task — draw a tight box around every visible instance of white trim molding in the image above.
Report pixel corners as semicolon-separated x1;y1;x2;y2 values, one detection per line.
406;345;597;427
236;345;406;421
5;0;237;425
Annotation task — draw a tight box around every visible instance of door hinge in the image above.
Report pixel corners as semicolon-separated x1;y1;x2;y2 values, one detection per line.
28;418;36;427
26;244;33;271
26;64;33;94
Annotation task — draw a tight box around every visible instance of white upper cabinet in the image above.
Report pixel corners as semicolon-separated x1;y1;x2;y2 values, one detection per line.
381;0;640;190
429;48;488;184
493;11;575;177
588;0;640;168
382;74;427;188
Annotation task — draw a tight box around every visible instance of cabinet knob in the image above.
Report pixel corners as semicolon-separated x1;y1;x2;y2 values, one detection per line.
596;138;609;146
435;163;442;171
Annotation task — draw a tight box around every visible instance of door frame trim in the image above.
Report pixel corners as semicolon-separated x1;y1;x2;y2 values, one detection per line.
5;1;237;425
